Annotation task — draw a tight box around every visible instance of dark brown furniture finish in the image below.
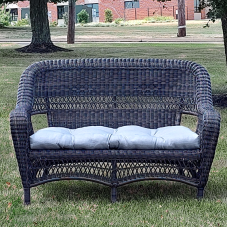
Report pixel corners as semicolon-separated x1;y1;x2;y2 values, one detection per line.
10;58;220;204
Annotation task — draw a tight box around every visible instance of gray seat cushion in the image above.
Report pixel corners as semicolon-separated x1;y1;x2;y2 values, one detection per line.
30;126;114;149
30;125;200;150
109;125;200;149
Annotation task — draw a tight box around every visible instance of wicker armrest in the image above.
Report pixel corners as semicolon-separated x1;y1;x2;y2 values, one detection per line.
10;106;34;191
196;107;220;187
197;107;221;145
10;105;33;151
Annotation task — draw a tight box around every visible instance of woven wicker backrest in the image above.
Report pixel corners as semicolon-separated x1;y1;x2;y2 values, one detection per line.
17;58;207;129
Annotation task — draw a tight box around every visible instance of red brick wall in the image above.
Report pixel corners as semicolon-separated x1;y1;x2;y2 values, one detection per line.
99;0;196;22
17;1;29;8
99;0;125;22
17;0;29;20
17;1;57;22
124;9;135;21
201;9;206;19
47;3;58;23
186;0;194;20
76;0;85;5
13;0;207;23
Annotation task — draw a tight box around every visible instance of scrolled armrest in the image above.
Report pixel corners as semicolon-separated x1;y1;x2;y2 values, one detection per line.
10;105;34;188
10;103;33;129
196;107;221;144
196;107;220;187
10;106;31;121
10;105;34;150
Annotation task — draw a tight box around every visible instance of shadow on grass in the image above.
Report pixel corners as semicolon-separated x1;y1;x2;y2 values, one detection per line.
213;94;227;108
41;180;200;203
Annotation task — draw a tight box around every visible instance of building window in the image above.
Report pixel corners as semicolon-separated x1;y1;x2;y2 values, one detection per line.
57;6;65;19
125;0;139;9
6;8;18;21
194;0;200;13
21;8;30;19
86;3;99;17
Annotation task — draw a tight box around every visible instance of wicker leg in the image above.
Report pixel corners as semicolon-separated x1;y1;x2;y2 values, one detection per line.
24;188;31;205
197;187;204;200
111;160;118;202
178;168;184;176
190;170;197;178
43;168;49;179
111;186;117;203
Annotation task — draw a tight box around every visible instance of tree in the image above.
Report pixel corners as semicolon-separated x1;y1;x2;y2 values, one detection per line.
0;0;69;53
177;0;186;37
67;0;75;44
156;0;186;37
199;0;227;64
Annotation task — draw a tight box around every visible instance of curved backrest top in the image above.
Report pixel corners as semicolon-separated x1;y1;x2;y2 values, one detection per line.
15;58;213;128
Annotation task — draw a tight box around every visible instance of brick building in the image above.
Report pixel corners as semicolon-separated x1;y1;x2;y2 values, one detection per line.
5;0;207;25
6;1;57;23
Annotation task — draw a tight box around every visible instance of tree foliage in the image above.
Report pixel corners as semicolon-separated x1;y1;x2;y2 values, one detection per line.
199;0;227;20
199;0;227;64
0;4;10;28
77;9;89;24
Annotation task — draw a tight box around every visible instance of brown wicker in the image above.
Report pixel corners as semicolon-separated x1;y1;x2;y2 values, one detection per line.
10;58;220;204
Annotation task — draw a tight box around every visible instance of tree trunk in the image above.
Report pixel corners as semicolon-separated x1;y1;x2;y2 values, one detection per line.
177;0;186;37
30;0;52;45
221;14;227;64
16;0;68;53
67;0;75;44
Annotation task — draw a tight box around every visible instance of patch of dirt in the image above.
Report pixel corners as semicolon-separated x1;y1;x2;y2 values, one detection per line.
77;35;120;39
0;43;15;47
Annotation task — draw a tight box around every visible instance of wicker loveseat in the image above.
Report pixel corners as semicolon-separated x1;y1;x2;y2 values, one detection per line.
10;58;220;205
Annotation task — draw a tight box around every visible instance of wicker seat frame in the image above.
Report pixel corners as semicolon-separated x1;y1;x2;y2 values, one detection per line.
10;58;220;204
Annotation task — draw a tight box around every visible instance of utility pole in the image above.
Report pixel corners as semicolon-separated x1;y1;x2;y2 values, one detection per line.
67;0;75;44
177;0;186;37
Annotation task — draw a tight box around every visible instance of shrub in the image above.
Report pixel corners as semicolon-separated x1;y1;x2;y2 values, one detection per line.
77;9;89;24
144;16;174;23
50;21;58;27
0;5;11;28
104;9;113;23
15;18;30;27
63;12;68;25
114;18;123;25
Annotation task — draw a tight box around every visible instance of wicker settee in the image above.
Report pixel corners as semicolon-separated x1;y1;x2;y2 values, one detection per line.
10;58;220;204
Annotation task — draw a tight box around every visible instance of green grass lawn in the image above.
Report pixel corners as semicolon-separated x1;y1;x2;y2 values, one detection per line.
0;43;227;226
0;19;223;41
